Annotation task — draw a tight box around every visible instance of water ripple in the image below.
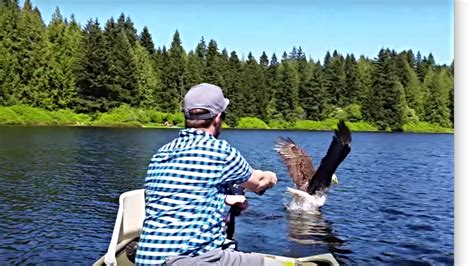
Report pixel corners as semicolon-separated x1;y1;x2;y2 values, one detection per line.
0;126;453;264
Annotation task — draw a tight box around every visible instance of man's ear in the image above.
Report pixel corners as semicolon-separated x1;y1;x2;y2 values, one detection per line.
212;115;220;127
215;113;224;123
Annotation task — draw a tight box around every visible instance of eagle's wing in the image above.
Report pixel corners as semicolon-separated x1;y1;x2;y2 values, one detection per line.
306;120;352;195
275;137;316;191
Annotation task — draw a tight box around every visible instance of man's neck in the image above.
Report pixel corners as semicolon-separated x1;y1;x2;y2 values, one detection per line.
196;127;215;137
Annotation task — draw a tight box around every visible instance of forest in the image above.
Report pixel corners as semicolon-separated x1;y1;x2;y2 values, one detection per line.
0;0;454;132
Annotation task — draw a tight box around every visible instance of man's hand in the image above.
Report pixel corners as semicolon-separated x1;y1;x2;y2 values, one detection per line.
225;195;249;214
242;170;278;194
263;171;277;188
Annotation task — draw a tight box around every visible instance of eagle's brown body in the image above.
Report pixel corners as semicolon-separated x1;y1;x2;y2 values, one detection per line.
275;120;352;199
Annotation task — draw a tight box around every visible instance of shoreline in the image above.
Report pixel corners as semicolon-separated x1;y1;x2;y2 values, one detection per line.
0;122;454;134
0;105;453;134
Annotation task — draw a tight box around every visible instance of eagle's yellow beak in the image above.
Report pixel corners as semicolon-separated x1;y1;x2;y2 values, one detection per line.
332;174;339;185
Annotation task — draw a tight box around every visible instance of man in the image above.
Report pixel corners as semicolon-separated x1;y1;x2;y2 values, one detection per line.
135;83;278;265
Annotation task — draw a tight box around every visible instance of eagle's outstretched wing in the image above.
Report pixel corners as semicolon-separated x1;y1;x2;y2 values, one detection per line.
306;120;352;195
275;137;316;191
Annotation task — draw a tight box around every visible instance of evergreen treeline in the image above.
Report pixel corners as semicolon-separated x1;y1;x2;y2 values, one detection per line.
0;0;454;131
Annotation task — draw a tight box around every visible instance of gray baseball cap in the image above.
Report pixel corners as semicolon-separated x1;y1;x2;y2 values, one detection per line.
184;83;230;120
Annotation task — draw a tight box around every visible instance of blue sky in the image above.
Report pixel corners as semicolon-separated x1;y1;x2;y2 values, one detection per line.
31;0;454;65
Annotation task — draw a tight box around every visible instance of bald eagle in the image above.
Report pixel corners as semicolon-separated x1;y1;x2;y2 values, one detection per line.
275;120;352;210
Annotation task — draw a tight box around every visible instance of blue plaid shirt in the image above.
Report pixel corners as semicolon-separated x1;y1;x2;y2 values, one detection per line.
135;128;253;265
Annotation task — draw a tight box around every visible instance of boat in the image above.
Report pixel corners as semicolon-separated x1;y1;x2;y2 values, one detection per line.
94;189;340;266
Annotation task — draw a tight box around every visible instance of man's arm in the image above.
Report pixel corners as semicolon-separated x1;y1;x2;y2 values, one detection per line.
241;170;278;193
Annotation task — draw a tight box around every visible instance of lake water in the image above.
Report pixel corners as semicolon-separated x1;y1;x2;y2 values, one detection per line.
0;126;454;265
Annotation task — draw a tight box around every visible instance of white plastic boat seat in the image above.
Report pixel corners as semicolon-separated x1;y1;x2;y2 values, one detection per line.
102;189;145;266
121;189;145;240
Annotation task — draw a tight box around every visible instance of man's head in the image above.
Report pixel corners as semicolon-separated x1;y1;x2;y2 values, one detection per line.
184;83;229;137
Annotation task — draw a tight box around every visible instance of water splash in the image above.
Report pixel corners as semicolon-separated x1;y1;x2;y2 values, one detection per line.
285;187;326;212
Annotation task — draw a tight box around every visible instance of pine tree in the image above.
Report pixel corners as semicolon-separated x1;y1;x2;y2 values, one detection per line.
450;60;454;76
0;0;21;105
395;80;409;126
423;68;452;127
103;17;138;106
204;39;225;87
242;52;266;118
426;53;436;66
324;50;346;109
284;47;305;108
152;46;175;111
415;51;436;82
323;51;331;66
259;51;269;67
368;48;405;130
289;46;298;60
258;51;271;120
15;0;51;108
0;0;19;8
161;30;186;112
300;60;328;120
344;54;358;106
196;36;207;59
184;37;206;88
75;19;110;112
44;7;83;109
265;53;280;121
132;44;160;108
219;48;230;90
403;60;424;121
296;47;305;61
275;56;299;121
224;51;244;126
448;61;454;125
117;13;137;46
448;76;454;126
184;51;204;90
357;56;375;121
221;48;229;62
139;26;155;54
437;67;454;127
400;49;416;69
154;45;168;74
